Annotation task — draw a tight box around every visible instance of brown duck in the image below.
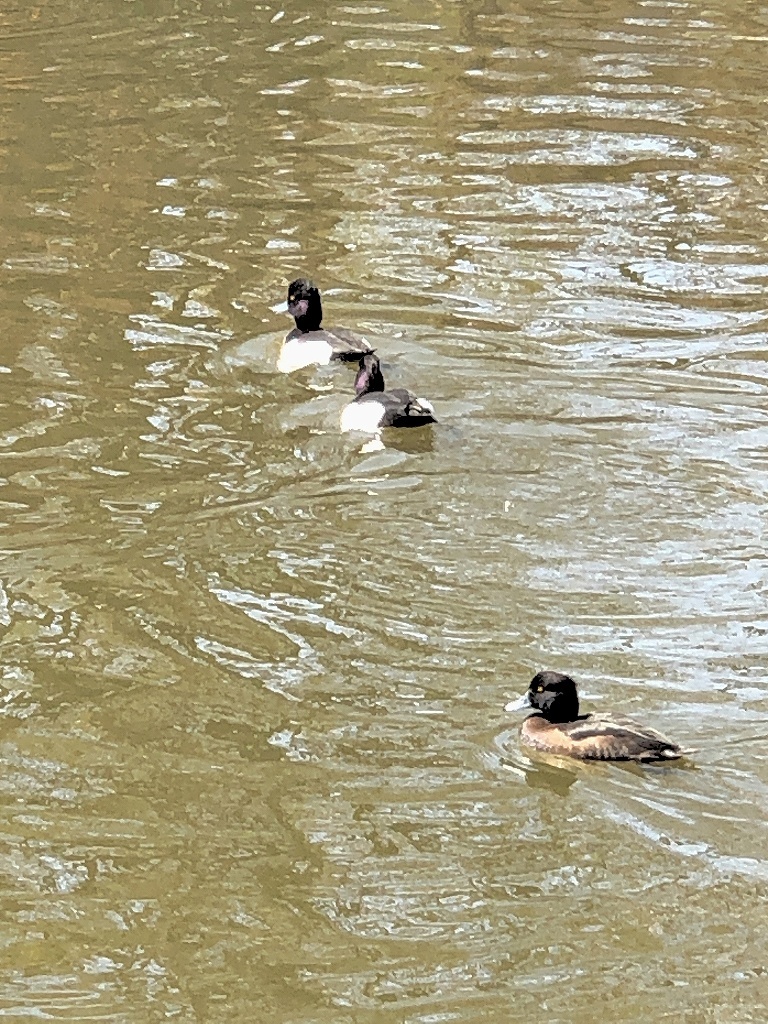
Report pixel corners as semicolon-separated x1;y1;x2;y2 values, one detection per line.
506;671;693;763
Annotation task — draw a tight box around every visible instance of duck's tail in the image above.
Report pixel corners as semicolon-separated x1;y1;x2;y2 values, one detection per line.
656;746;696;761
409;397;437;421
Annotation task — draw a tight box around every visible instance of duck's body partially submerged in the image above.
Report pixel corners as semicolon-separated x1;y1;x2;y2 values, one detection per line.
340;353;437;434
277;278;373;372
505;671;693;763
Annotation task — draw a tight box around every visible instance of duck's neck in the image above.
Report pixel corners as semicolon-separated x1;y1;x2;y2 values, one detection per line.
542;693;580;723
355;361;385;396
294;294;322;333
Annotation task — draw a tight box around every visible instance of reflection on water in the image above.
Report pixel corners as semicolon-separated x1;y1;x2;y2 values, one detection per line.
1;0;768;1019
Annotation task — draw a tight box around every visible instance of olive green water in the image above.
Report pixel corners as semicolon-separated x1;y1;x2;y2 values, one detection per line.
2;0;768;1019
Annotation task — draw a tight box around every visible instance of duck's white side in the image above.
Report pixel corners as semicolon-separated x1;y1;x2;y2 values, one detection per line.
277;336;335;373
339;398;387;434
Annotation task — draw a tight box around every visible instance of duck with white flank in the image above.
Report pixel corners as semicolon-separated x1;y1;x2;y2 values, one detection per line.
340;353;437;435
276;278;374;373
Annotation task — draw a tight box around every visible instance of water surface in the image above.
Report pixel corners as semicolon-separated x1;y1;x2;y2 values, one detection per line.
1;0;767;1020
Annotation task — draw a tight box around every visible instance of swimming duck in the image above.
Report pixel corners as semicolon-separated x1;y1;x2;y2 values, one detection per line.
340;353;437;434
505;671;692;762
276;278;374;372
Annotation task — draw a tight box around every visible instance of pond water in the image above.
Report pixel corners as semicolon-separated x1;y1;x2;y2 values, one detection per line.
1;0;767;1019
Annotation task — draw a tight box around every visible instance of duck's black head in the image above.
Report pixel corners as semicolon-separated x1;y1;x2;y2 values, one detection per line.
354;352;384;396
521;671;580;723
287;278;322;332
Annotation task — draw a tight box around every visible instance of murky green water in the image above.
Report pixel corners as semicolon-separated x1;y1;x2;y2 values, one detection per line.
1;0;767;1019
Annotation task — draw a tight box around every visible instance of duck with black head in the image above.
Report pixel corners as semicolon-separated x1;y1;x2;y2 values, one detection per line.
275;278;374;372
340;353;437;436
506;671;693;762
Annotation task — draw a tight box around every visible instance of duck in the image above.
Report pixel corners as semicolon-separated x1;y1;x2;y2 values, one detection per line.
505;670;693;762
276;278;374;372
340;353;437;434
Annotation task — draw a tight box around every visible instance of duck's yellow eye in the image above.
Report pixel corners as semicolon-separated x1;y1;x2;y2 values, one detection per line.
536;686;543;692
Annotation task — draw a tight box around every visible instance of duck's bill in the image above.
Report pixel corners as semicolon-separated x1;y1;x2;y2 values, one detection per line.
504;693;531;713
270;299;289;314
